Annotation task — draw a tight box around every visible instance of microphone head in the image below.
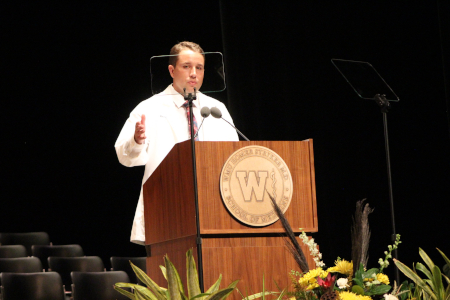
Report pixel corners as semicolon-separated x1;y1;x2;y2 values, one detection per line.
200;106;211;118
210;107;222;118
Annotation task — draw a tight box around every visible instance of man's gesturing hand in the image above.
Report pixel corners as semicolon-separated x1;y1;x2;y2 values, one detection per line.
134;114;146;144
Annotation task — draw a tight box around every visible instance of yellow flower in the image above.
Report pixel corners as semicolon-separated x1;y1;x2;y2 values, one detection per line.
362;273;389;284
339;291;373;300
306;283;320;290
298;268;328;289
376;273;389;285
327;266;340;273
327;259;353;277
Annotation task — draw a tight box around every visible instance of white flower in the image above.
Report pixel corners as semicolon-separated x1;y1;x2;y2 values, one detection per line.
298;231;325;268
336;278;349;289
384;294;398;300
314;257;325;268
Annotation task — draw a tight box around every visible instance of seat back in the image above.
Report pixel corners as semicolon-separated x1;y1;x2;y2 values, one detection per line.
32;244;84;270
0;245;27;258
0;232;50;256
71;271;130;300
0;257;43;273
1;272;65;300
111;256;146;284
0;257;43;286
48;256;104;292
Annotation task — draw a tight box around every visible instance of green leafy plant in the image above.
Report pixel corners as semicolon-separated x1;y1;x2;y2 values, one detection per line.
237;275;285;300
394;248;450;300
352;262;392;296
114;249;238;300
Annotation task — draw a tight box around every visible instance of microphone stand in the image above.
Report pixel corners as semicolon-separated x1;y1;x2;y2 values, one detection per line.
373;94;400;284
183;88;204;292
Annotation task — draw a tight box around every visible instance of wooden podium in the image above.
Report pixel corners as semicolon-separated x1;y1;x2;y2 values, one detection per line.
143;140;318;297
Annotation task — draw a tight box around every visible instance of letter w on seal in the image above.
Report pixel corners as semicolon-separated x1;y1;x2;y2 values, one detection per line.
236;171;268;202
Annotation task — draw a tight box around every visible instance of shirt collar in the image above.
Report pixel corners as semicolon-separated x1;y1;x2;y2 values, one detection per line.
168;84;200;109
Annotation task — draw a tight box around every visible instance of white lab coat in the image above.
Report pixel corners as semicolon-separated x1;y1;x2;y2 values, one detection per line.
115;85;239;244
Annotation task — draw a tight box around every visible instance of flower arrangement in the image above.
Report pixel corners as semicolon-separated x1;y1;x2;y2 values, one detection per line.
289;233;401;300
269;199;405;300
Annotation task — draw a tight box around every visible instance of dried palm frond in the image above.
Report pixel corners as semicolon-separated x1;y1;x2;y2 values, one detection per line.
351;199;374;274
267;191;309;273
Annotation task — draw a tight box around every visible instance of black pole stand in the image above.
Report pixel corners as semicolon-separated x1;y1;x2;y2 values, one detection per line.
183;88;204;292
373;94;400;284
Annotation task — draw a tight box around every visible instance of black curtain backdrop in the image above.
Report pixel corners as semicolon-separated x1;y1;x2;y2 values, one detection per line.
1;1;225;265
1;0;449;281
220;0;450;280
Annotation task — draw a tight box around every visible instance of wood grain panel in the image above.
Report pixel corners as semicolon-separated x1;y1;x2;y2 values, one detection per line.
143;141;197;245
308;140;318;227
202;235;316;300
147;234;317;300
143;140;317;243
195;140;318;234
146;235;197;289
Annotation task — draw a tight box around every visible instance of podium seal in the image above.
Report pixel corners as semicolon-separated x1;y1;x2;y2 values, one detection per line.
219;145;293;226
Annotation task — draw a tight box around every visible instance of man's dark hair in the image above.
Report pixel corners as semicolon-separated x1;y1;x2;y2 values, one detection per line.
168;41;205;67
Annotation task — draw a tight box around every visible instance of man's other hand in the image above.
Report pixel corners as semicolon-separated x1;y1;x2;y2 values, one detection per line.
134;114;146;144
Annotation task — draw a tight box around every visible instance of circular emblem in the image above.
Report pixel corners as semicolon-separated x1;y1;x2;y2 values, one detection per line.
220;145;293;226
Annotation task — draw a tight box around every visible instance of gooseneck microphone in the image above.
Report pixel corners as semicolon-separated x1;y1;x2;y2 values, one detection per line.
200;106;211;118
210;107;222;118
210;107;250;141
193;107;211;139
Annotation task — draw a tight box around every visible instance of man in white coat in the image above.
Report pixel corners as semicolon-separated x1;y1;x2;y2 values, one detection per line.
115;41;239;245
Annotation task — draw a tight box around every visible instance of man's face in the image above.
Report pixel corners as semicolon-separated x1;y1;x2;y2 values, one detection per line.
168;49;205;95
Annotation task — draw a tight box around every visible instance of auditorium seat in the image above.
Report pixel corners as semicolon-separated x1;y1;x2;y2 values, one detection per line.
110;256;146;284
71;271;130;300
48;256;105;293
0;257;43;273
1;272;65;300
32;244;84;270
0;232;50;256
0;245;27;258
0;257;43;286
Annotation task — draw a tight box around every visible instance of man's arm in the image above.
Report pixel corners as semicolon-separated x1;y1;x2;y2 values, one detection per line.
115;107;150;167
